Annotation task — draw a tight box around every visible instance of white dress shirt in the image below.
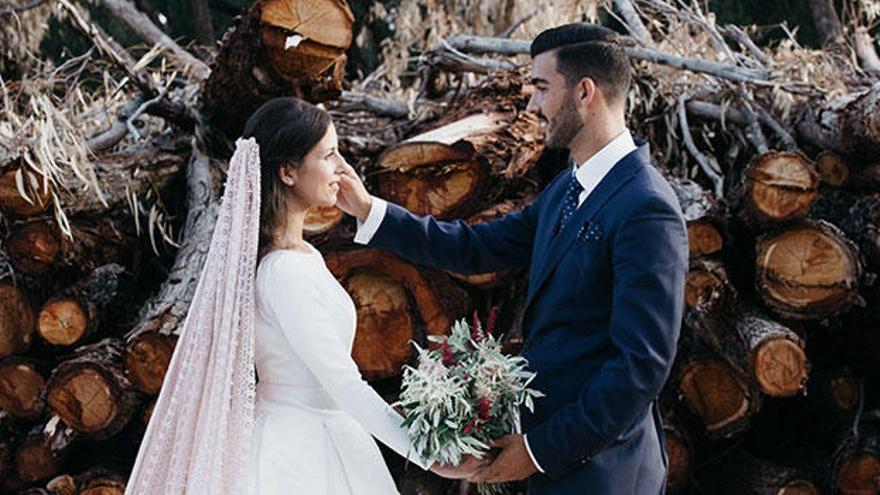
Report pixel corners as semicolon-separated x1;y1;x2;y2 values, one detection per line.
354;129;637;472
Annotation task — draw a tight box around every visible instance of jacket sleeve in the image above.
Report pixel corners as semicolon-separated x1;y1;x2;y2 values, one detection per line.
260;256;428;470
525;196;688;479
365;197;542;274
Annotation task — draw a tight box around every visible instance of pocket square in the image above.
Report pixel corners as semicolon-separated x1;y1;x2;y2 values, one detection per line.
577;222;603;242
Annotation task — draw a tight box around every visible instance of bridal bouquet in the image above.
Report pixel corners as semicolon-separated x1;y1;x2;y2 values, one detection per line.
396;311;543;493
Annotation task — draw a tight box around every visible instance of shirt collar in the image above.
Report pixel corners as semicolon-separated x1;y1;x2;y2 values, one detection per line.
571;129;637;192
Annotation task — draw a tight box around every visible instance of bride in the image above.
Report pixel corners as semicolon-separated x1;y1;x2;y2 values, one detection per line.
125;97;482;494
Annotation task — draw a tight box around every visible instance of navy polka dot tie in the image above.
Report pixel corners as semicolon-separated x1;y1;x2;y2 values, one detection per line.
557;172;584;234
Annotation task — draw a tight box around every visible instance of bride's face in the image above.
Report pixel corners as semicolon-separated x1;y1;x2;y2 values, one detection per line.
286;123;346;208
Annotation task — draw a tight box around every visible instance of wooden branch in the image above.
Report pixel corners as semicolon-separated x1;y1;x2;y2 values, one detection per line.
97;0;211;80
677;95;723;196
722;25;772;67
738;98;770;154
611;0;653;46
339;90;409;118
854;27;880;76
86;96;145;152
425;41;516;74
807;0;844;46
443;34;772;83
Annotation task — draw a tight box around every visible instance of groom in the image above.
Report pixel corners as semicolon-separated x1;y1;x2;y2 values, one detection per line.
337;23;687;494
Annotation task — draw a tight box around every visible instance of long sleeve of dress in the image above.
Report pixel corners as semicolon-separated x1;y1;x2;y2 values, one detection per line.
259;254;429;471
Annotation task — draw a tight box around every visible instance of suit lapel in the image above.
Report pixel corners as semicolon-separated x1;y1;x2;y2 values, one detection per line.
526;148;646;307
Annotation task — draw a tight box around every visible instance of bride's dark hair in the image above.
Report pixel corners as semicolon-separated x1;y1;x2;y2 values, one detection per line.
242;97;331;257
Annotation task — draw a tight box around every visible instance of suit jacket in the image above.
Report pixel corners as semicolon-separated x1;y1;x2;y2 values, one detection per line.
366;141;688;494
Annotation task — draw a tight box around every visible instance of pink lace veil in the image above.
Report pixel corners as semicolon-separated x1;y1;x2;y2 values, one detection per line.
125;137;261;494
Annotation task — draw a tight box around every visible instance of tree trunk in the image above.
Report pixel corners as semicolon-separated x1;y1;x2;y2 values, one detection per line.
0;357;46;420
755;220;862;320
189;0;215;47
123;146;221;395
324;249;470;380
807;0;844;46
833;411;880;494
688;299;809;398
669;177;726;259
202;0;354;136
37;264;125;348
373;111;540;220
796;84;880;159
735;151;819;227
672;336;760;440
6;220;136;276
0;280;36;358
46;338;141;440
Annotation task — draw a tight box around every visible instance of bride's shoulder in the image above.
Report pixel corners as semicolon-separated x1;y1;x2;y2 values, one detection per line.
257;249;322;283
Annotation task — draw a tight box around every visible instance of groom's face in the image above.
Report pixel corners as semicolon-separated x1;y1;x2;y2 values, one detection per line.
527;51;584;150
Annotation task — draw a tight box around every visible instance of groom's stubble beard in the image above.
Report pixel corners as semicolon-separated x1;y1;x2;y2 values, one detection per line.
544;89;583;150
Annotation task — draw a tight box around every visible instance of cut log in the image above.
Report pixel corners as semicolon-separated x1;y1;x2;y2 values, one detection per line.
324;249;469;380
670;177;726;258
815;151;849;187
46;474;77;495
796;84;880;158
833;411;880;495
37;264;125;348
123;146;221;395
0;357;46;420
807;366;861;414
73;468;127;495
755;220;862;320
202;0;354;136
446;199;526;287
687;297;809;398
684;260;736;315
374;112;521;219
0;281;36;358
698;449;822;495
673;336;760;440
0;159;51;217
15;423;71;483
6;220;135;276
304;205;344;237
46;338;141;439
736;151;819;226
0;136;186;220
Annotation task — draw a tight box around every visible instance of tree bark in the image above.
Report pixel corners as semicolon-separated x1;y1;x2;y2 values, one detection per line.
796;84;880;159
123;144;221;395
807;0;844;46
189;0;216;47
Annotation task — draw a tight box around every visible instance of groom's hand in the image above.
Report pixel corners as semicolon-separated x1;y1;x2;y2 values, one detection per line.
469;434;538;483
430;454;486;479
335;162;372;222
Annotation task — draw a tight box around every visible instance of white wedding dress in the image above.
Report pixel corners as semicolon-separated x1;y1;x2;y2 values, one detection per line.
251;245;427;494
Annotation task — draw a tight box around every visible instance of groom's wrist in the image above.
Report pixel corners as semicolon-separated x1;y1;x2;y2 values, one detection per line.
357;196;372;223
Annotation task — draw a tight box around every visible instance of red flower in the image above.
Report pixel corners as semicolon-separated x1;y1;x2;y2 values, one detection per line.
478;398;492;421
463;422;476;434
486;305;500;335
442;340;456;366
471;310;484;342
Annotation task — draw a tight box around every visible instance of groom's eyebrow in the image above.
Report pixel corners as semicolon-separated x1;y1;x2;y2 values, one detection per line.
531;77;549;85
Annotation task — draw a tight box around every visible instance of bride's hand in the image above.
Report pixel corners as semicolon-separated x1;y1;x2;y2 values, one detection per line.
429;454;487;479
335;162;372;222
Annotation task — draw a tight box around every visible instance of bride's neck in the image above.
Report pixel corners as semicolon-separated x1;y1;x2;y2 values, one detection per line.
270;201;308;250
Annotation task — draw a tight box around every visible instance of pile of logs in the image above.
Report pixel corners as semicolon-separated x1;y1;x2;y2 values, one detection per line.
1;0;879;493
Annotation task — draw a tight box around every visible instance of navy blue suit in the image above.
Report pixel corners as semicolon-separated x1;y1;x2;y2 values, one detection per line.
366;141;688;494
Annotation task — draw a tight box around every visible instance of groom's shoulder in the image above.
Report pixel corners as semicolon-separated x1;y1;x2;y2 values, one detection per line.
621;161;683;217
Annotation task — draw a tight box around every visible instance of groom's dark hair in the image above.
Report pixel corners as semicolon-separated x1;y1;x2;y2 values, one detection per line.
531;23;631;105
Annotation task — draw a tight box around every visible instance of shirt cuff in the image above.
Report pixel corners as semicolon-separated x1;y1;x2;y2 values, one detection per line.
523;434;545;473
353;196;387;245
